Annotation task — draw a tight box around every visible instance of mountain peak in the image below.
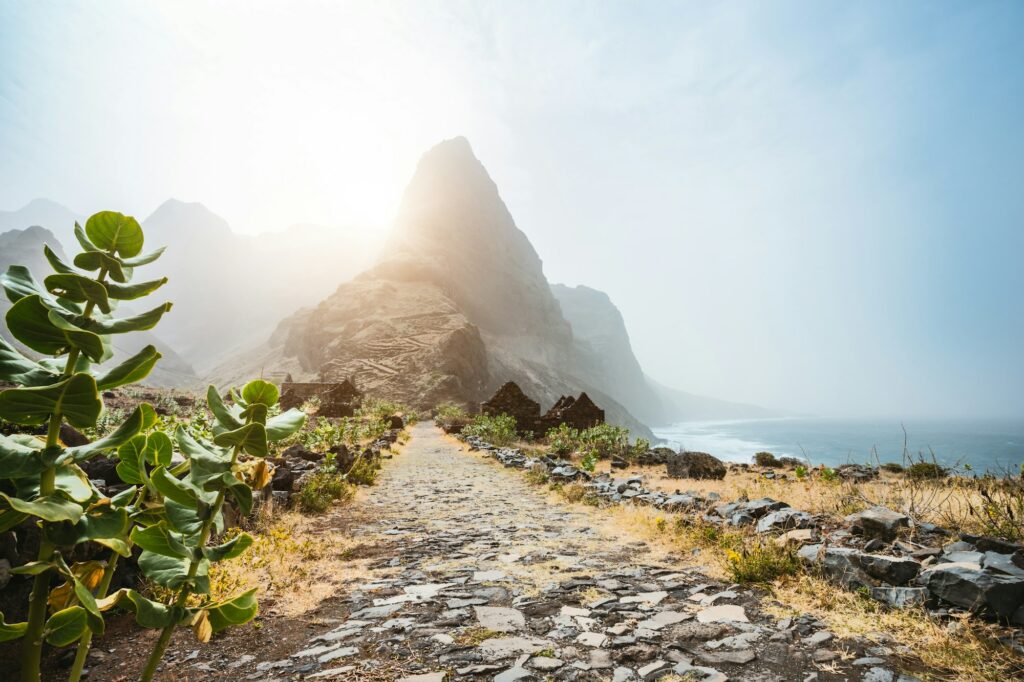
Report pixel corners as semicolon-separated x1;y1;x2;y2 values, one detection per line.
144;199;232;236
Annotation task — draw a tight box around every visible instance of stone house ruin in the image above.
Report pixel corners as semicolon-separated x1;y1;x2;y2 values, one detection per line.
480;381;605;436
279;378;363;417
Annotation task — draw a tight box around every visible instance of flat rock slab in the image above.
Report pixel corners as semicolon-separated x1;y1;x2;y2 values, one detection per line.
478;636;552;660
474;605;526;632
696;604;749;624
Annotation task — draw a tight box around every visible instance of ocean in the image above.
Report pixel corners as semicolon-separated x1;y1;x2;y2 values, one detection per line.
652;417;1024;474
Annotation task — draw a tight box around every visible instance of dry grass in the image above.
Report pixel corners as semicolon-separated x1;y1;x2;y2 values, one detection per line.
770;574;1024;681
206;510;371;617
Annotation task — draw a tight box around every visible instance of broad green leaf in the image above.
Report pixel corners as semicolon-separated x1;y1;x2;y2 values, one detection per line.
115;435;147;484
46;307;107;361
206;589;258;633
43;274;111;314
0;433;52;479
5;295;99;360
68;302;172;335
72;574;105;635
206;385;243;430
0;510;28;532
241;379;279;407
73;222;100;252
146;431;173;466
202;532;253;562
105;277;168;301
164;498;204;538
44;244;77;274
13;464;96;503
150;466;200;507
0;373;102;429
44;606;88;646
239;402;268;425
64;404;148;462
210;473;253;516
266;409;307;442
213;423;268;458
175;426;231;486
109;485;138;507
0;335;61;386
1;265;46;304
121;246;165;267
138;552;209;592
44;504;131;557
73;250;128;283
131;521;189;558
120;589;184;629
0;492;83;522
85;211;144;257
0;613;27;642
95;345;162;390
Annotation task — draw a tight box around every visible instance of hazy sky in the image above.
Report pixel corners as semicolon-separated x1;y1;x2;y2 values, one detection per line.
2;1;1022;418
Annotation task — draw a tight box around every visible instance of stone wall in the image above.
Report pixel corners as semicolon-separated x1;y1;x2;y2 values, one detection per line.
481;381;604;436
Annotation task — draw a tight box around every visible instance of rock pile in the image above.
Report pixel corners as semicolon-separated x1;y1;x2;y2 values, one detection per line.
462;435;1024;627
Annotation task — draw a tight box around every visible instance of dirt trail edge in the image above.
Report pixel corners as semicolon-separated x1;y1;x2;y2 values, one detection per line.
106;423;910;682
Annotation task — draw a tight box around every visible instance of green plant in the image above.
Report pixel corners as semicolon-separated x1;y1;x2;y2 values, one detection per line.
580;449;598;473
579;423;629;459
129;380;305;680
907;462;948;480
462;413;518;447
545;423;580;455
795;465;808;480
726;541;801;583
820;467;838;482
297;470;354;513
434;402;470;434
0;211;174;682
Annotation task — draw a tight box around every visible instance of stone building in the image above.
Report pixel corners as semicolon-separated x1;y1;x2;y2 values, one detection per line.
280;378;363;417
480;381;605;436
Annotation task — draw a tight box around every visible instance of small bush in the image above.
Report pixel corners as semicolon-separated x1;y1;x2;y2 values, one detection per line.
580;423;630;459
463;413;518;446
795;465;808;480
754;451;782;467
820;467;838;482
525;467;550;485
726;542;801;583
297;470;354;513
435;402;471;434
907;462;948;480
346;454;380;486
881;462;905;474
580;449;598;472
546;423;580;455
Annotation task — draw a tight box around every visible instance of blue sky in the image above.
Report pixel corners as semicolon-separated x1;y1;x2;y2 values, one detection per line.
1;1;1021;418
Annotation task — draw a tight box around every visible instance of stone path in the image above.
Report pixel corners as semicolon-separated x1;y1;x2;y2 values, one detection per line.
234;424;912;681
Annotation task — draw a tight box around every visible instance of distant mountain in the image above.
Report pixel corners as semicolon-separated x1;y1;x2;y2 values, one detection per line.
0;199;83;247
140;200;383;373
0;226;198;388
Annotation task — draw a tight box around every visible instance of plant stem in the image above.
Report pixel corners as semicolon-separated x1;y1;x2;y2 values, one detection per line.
139;446;241;682
21;264;110;681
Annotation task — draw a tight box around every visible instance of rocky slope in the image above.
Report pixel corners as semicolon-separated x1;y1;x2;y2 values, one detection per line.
213;138;660;437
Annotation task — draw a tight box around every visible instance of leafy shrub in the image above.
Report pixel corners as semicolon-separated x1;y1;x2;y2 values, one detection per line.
580;450;598;473
298;471;354;513
463;413;518;446
579;423;630;459
434;402;470;434
966;475;1024;542
346;453;380;486
545;423;580;455
881;462;905;474
795;465;808;480
525;467;550;485
820;467;839;482
907;462;948;480
726;542;801;583
754;451;782;467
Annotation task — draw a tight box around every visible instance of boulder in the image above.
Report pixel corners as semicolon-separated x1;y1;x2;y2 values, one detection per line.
666;451;726;480
835;464;878;481
917;561;1024;618
756;508;814;534
845;507;911;541
742;498;788;518
819;548;876;590
272;465;295;492
960;534;1024;555
858;553;921;586
637;447;674;466
386;415;405;430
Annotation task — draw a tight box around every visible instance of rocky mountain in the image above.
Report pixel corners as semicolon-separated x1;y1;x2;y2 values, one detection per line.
0;198;82;247
213;138;663;436
0;226;198;387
